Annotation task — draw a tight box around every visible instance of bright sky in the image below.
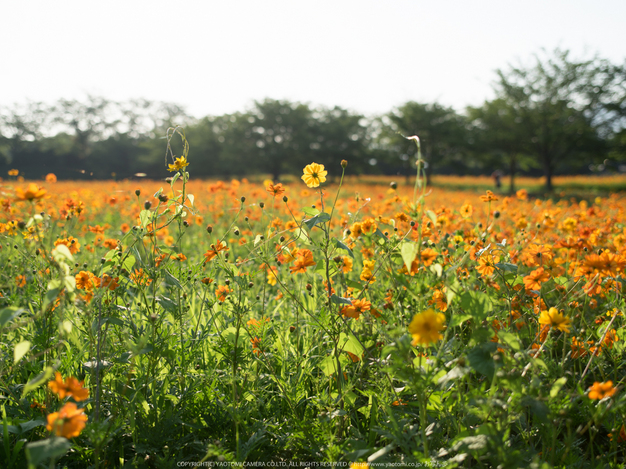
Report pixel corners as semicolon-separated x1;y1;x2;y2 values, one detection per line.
4;0;625;118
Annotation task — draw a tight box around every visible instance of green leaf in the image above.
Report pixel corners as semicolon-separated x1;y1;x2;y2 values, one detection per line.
157;295;178;314
51;244;74;264
495;263;518;272
400;242;418;272
449;314;472;328
331;294;353;306
139;209;152;229
319;356;337;376
374;228;387;240
459;291;493;320
26;437;72;467
14;340;31;364
467;342;498;380
0;307;25;327
497;331;521;351
302;206;320;217
550;377;568;398
163;270;182;289
333;238;354;258
521;396;549;424
22;367;54;397
339;332;364;358
429;263;443;277
122;254;136;272
187;193;194;206
304;212;331;230
254;234;263;246
426;210;437;225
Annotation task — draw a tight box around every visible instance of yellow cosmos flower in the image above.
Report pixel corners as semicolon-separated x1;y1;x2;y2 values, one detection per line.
15;183;47;201
301;162;327;188
408;308;446;346
539;307;571;333
168;156;189;172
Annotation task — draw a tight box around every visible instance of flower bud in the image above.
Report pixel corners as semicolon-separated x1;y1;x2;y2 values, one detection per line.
341;159;348;168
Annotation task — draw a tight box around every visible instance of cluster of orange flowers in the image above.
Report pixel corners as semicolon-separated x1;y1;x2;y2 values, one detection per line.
46;372;89;439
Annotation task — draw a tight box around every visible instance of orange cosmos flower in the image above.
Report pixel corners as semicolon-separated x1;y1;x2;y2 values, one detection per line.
523;267;550;292
266;183;285;197
290;249;316;274
480;190;499;202
204;241;229;263
75;271;96;290
45;173;57;183
588;381;617;400
8;169;19;176
340;298;372;320
48;372;89;401
46;402;88;438
54;236;81;254
215;285;232;302
15;275;26;288
476;253;500;277
420;247;438;267
15;183;47;201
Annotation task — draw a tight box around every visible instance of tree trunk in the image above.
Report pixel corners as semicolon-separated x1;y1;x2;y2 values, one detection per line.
544;159;553;192
509;154;516;194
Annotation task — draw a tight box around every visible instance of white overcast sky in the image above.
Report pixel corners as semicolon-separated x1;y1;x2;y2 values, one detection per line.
3;0;625;118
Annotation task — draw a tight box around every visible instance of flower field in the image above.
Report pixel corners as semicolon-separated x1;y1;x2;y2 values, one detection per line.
1;135;626;468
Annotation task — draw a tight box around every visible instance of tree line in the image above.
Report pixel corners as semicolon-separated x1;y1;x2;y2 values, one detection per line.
1;49;625;191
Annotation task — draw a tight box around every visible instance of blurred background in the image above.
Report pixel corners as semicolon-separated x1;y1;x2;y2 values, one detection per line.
1;0;625;191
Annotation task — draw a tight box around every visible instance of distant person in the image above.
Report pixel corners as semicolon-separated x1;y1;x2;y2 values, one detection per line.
491;170;503;189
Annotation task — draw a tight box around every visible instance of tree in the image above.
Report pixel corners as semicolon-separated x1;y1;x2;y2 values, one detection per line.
494;49;626;191
381;102;468;184
467;98;536;193
245;99;315;181
309;106;371;176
